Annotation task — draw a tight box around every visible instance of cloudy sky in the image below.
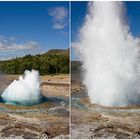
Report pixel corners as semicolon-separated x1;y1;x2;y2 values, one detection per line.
0;2;69;60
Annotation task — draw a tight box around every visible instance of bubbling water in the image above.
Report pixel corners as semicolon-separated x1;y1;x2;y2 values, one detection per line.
1;70;43;105
73;2;140;106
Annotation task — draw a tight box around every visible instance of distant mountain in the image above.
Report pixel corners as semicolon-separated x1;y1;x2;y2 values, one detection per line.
43;48;69;55
0;49;69;75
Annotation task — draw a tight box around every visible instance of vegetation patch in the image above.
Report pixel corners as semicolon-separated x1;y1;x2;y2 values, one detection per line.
0;49;69;75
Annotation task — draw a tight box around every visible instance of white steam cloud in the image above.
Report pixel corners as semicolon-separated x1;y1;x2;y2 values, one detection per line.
1;70;42;105
73;2;140;106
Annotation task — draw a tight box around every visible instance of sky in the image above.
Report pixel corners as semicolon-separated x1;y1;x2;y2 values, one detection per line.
1;2;140;60
71;1;140;60
0;1;69;60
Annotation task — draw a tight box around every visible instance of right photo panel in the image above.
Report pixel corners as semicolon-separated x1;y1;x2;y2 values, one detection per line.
71;1;140;139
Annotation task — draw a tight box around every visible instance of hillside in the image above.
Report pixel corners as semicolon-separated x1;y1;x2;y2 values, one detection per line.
0;49;69;75
43;49;69;55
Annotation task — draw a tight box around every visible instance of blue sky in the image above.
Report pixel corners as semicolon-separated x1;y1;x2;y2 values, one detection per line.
71;1;140;60
0;2;69;60
1;2;140;60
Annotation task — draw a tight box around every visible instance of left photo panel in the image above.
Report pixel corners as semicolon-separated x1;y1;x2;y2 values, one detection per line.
0;1;70;139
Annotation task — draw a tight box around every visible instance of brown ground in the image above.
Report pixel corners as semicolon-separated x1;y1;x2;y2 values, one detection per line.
41;74;69;83
0;74;70;139
71;72;140;139
41;85;69;98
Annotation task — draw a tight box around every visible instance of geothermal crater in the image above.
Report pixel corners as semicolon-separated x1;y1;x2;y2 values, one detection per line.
0;70;47;106
0;73;69;138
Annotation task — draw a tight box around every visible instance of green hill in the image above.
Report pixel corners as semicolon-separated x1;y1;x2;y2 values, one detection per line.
0;49;69;75
43;49;69;55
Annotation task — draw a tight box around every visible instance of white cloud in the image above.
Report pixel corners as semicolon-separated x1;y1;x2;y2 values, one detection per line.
0;36;39;52
48;7;68;30
59;31;68;38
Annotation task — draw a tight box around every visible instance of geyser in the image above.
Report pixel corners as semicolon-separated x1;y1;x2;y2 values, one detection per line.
73;2;140;106
1;70;43;105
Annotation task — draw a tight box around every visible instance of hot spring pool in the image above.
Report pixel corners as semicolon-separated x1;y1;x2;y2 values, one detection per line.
0;90;68;107
0;93;48;106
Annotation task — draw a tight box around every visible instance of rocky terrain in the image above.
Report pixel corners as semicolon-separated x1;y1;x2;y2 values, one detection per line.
0;74;69;139
71;72;140;139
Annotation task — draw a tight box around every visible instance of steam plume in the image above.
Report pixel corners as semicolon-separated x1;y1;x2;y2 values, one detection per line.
73;2;140;106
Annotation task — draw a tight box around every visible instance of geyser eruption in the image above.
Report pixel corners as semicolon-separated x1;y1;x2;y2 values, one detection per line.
1;70;42;105
73;2;140;106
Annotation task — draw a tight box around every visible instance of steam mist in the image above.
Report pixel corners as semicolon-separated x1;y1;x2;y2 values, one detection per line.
73;2;140;106
1;70;42;105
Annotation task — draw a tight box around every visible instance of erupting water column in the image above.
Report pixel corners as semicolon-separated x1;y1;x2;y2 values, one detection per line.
73;2;140;106
1;70;42;105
